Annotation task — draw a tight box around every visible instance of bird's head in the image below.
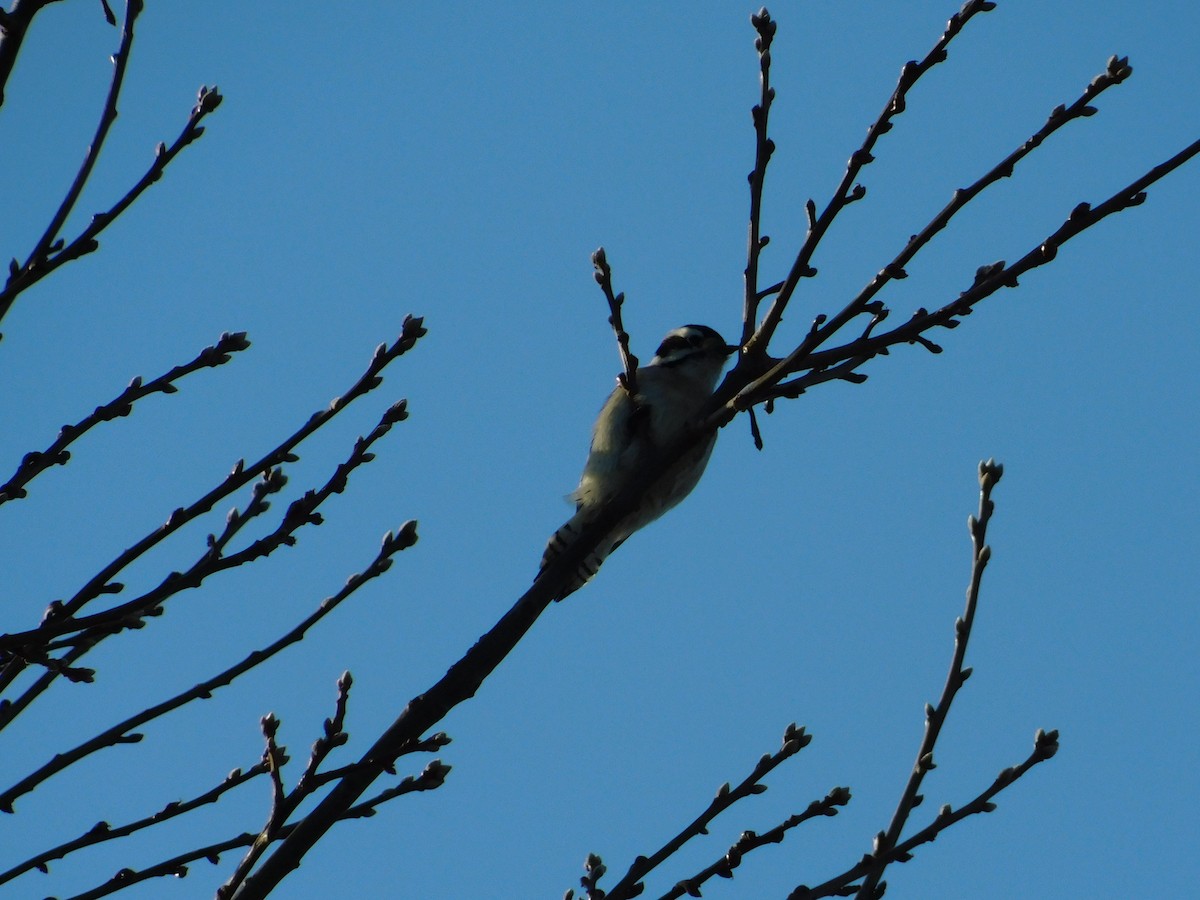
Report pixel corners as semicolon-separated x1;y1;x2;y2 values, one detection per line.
649;324;738;371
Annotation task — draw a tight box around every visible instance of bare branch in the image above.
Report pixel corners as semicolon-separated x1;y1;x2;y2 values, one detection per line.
661;787;851;900
791;730;1060;900
727;134;1200;412
745;0;997;358
0;762;269;886
0;331;250;506
38;737;447;900
0;522;418;812
217;680;449;900
23;0;143;279
0;0;66;109
592;247;640;397
0;73;224;327
841;53;1134;340
0;316;425;660
854;458;1004;897
740;7;778;346
600;723;815;900
0;395;413;729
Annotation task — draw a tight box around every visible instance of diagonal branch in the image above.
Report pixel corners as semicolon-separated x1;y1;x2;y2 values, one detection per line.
24;0;142;276
854;459;1002;898
0;316;425;660
0;522;417;813
662;787;850;900
745;0;997;358
601;723;814;900
841;53;1133;334
0;761;270;886
0;331;250;506
727;134;1200;411
57;759;450;900
0;0;66;109
791;730;1059;900
0;70;224;326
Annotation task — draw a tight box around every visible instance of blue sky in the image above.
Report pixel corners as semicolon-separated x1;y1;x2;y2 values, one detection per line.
1;2;1197;898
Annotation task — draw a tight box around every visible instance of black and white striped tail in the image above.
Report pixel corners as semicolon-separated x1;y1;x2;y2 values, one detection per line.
539;512;611;601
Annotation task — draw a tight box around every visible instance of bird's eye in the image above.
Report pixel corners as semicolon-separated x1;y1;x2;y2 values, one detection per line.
655;335;689;357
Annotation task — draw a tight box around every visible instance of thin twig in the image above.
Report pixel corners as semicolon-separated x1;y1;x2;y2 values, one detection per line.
843;54;1133;327
733;52;1135;407
0;317;425;661
0;331;250;506
791;731;1059;900
0;762;269;886
57;760;450;900
660;787;851;900
740;7;778;346
726;133;1200;412
854;459;1002;898
601;723;814;900
0;77;224;327
745;0;997;359
216;682;449;900
24;0;143;280
0;522;418;813
591;247;639;397
0;399;411;730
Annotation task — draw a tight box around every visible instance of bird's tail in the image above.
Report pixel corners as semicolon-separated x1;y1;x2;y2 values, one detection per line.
538;509;614;601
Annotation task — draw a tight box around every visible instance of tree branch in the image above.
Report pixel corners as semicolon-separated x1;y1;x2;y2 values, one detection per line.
0;331;250;506
0;0;65;108
0;761;270;886
744;0;997;359
661;787;850;900
853;459;1002;898
726;133;1200;412
0;68;224;327
56;759;451;900
791;731;1059;900
740;7;777;346
0;317;425;663
598;723;816;900
592;247;640;397
0;522;417;813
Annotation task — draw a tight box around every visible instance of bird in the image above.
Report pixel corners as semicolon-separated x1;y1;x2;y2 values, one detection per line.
540;324;737;600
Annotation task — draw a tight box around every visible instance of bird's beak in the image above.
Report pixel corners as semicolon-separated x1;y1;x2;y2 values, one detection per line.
724;344;740;357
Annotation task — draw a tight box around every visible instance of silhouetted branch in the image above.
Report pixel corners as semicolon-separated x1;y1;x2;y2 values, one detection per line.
853;458;1002;897
25;0;141;281
0;317;425;663
726;132;1200;412
740;7;777;346
0;522;418;813
59;758;451;900
216;678;450;900
592;247;639;397
0;0;66;109
663;787;851;900
0;331;250;506
847;54;1132;324
0;1;224;329
595;723;818;900
0;762;270;886
745;0;998;359
792;731;1060;900
0;395;414;730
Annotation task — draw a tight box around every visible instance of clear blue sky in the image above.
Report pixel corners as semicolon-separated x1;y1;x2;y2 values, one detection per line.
1;2;1197;898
